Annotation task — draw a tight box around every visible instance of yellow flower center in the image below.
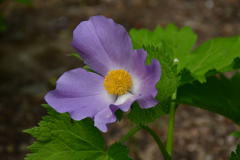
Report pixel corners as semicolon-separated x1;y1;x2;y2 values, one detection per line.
104;69;133;95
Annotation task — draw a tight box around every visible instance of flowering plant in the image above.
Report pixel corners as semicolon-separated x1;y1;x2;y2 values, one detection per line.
24;16;240;160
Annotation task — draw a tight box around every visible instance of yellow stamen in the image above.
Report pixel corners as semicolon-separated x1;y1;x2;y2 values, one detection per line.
104;69;133;95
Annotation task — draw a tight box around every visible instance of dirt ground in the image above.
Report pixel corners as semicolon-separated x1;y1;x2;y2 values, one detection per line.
0;0;240;160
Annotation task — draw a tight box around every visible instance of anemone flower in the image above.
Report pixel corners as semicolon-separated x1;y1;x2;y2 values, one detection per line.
45;16;161;132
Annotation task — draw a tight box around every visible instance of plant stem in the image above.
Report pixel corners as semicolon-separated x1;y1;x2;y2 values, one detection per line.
119;125;171;160
166;92;177;157
141;125;171;160
119;125;141;143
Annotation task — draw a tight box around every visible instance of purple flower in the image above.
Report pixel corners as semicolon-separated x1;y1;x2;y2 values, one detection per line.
45;16;161;132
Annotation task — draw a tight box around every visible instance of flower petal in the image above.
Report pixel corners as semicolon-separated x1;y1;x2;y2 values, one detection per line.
113;93;135;112
72;16;133;75
137;96;158;109
127;49;148;78
140;59;161;96
127;49;161;108
44;68;114;121
94;107;116;132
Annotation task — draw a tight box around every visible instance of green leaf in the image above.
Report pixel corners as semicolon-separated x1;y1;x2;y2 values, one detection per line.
131;25;240;85
177;73;240;124
115;109;123;121
82;65;93;72
130;24;197;102
229;144;240;160
68;53;82;60
128;102;165;124
233;57;240;69
230;131;240;138
130;24;197;72
104;143;132;160
24;105;131;160
130;24;197;57
144;45;178;104
179;37;240;83
129;25;193;122
127;46;172;123
129;25;240;124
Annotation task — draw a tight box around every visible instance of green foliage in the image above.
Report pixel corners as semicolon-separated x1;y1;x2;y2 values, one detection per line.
131;25;240;84
98;143;132;160
24;23;240;159
180;37;240;83
130;24;197;65
229;144;240;160
68;53;82;60
177;73;240;124
15;0;31;4
115;109;123;121
130;25;199;102
144;45;178;106
128;102;165;124
230;131;240;138
0;15;7;32
24;104;131;160
130;24;240;125
233;57;240;69
128;24;197;123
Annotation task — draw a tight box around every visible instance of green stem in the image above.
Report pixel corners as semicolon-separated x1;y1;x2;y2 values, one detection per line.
141;125;171;160
119;126;141;143
166;92;177;157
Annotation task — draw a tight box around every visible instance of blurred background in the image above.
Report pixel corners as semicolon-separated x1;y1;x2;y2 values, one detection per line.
0;0;240;160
